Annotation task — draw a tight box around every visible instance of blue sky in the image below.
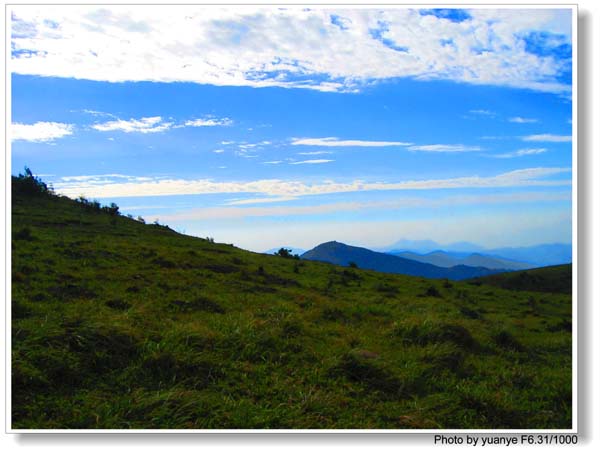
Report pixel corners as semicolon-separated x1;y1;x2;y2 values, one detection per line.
10;6;573;252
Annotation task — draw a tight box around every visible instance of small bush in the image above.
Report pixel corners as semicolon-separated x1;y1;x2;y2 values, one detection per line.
105;299;131;311
393;322;477;350
423;285;442;298
14;227;35;241
168;297;225;314
330;353;405;397
493;330;525;352
322;307;348;322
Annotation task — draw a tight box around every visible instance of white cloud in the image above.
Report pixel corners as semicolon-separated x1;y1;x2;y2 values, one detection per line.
492;148;547;158
213;149;225;153
10;6;572;93
289;159;334;165
522;134;571;142
291;137;411;147
407;144;482;152
12;121;74;142
263;160;283;165
184;117;232;127
509;116;538;123
92;116;172;133
469;109;495;116
52;167;571;199
297;151;333;155
225;196;298;205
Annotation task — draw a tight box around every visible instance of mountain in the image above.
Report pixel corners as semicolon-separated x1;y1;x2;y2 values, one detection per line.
383;240;571;268
10;173;572;429
391;250;535;271
468;264;572;294
301;241;504;280
483;244;572;267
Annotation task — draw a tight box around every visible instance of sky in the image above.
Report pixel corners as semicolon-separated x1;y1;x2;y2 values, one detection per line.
10;5;573;252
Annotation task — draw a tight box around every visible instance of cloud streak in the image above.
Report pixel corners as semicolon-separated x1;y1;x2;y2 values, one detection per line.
491;148;547;158
522;134;572;142
291;137;412;147
509;117;538;123
289;159;334;165
408;144;482;152
160;191;572;222
52;167;571;199
12;121;74;142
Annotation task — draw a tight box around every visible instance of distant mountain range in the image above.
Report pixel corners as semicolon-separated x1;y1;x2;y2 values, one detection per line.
381;240;571;268
301;241;503;280
389;250;535;271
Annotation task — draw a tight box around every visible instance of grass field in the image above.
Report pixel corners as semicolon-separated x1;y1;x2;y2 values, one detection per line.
469;264;572;295
11;173;572;429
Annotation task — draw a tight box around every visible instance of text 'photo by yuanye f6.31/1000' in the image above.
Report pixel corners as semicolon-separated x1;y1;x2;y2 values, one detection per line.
9;4;575;432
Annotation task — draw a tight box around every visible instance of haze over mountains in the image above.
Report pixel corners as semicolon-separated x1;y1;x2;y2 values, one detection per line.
381;239;572;268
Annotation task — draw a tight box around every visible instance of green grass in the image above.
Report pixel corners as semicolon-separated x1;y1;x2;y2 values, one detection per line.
469;264;572;294
11;175;572;429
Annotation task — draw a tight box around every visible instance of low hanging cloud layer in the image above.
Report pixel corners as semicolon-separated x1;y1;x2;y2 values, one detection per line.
160;191;572;222
12;121;74;142
52;167;571;199
10;6;572;93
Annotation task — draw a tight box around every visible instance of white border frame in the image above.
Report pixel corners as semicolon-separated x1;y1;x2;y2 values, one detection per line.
4;2;578;435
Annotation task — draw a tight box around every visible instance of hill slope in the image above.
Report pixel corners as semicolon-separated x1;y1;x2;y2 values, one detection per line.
468;264;572;294
11;174;572;429
302;241;504;280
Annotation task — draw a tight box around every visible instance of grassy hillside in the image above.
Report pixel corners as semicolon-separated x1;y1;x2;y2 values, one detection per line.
11;174;572;429
469;264;572;295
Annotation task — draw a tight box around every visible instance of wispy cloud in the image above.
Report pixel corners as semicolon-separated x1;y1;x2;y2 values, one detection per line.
491;148;548;158
10;7;572;93
184;117;233;127
407;144;482;152
522;134;571;142
262;160;283;165
291;137;412;147
297;151;334;155
289;159;334;165
92;116;172;133
213;149;225;153
52;167;571;199
469;109;495;117
225;196;299;205
12;121;74;142
509;116;538;123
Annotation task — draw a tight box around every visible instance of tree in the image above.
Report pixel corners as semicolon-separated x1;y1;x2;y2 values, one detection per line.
13;166;51;197
275;248;296;259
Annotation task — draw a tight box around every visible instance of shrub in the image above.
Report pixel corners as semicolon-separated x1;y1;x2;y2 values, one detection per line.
14;227;34;241
423;285;442;298
493;330;525;352
275;248;297;259
12;167;51;197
